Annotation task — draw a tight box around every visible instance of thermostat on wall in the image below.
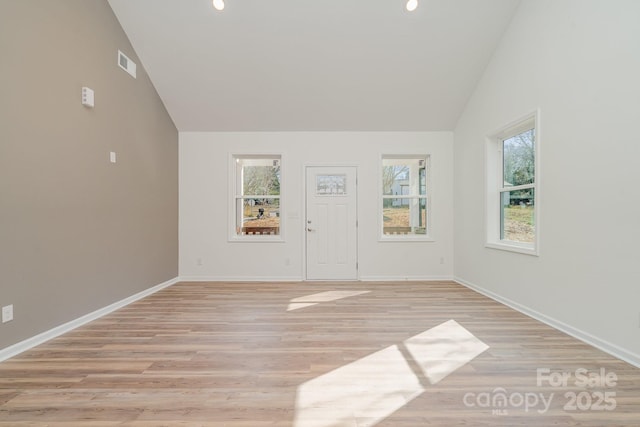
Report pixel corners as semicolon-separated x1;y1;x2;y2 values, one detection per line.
81;87;94;107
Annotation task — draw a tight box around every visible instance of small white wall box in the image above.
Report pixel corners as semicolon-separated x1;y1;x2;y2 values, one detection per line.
118;50;137;78
81;87;94;107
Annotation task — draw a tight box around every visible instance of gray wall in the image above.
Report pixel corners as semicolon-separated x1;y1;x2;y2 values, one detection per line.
0;0;178;350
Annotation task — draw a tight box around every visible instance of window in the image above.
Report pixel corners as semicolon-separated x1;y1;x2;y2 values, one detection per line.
230;155;282;240
486;112;539;255
316;175;347;195
381;155;431;240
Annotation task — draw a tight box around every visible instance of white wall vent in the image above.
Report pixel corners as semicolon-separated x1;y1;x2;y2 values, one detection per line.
118;50;137;79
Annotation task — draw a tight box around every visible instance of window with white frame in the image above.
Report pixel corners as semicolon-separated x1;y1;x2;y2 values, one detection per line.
486;113;539;254
231;155;282;239
381;155;430;240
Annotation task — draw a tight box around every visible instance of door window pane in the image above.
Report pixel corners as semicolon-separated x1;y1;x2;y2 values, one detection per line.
316;175;347;195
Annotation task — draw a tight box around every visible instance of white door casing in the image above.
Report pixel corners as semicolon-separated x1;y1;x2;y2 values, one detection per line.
305;166;358;280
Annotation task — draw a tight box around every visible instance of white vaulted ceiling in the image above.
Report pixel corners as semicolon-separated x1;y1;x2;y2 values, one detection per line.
107;0;520;131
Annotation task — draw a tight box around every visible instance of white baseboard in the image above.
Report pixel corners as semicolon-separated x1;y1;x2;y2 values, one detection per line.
179;275;303;282
180;275;454;282
454;276;640;369
359;275;454;282
0;277;180;363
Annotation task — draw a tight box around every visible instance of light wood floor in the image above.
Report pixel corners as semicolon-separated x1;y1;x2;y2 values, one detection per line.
0;281;638;426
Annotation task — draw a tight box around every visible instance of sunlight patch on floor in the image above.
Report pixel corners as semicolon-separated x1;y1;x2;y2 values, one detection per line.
404;319;490;385
287;290;371;311
293;319;488;427
294;344;421;427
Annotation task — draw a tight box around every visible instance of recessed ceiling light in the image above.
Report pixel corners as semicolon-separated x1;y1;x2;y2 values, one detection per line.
213;0;225;11
406;0;418;12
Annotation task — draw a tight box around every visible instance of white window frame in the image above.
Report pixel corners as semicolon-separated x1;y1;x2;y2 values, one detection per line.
228;153;284;242
485;111;540;255
379;154;433;242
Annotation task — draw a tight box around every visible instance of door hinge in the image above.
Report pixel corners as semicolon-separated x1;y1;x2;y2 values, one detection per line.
356;262;359;270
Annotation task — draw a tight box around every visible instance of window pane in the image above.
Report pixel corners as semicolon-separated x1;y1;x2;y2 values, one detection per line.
503;128;535;187
382;198;427;235
236;198;280;236
382;158;426;196
500;189;535;243
241;162;281;196
316;175;347;195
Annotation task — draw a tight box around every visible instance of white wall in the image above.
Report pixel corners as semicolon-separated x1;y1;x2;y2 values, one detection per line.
180;132;453;281
454;0;640;364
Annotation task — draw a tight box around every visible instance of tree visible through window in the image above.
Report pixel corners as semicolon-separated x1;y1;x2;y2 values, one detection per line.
486;112;539;255
381;156;428;238
501;128;535;243
233;156;281;237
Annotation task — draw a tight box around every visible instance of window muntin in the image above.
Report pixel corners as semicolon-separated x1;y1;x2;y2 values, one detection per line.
232;156;281;238
381;156;429;239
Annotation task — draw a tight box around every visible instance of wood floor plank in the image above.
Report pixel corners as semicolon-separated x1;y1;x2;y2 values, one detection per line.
0;281;638;426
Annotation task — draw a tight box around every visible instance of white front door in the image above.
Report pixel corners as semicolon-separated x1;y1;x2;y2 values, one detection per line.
306;166;358;280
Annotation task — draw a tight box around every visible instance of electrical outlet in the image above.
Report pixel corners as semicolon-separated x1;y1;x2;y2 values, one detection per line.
2;305;13;323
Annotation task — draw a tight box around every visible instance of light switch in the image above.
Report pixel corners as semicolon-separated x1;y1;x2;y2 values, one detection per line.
82;87;94;107
2;305;13;323
110;152;117;163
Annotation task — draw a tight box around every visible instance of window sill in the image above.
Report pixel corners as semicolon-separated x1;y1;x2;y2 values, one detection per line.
485;241;538;256
229;236;285;243
379;235;435;243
